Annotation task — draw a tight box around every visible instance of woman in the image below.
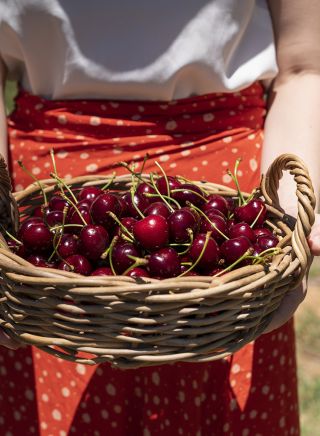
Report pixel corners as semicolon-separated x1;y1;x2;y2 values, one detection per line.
0;1;320;434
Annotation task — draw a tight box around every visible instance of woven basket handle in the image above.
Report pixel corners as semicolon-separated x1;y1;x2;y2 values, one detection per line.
261;153;316;283
0;153;19;235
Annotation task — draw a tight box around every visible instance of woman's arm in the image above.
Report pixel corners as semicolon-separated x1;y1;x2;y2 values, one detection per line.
262;0;320;333
0;58;8;163
263;0;320;212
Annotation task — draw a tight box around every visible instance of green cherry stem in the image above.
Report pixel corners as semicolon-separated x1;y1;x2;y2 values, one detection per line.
48;206;69;262
18;160;48;206
227;158;245;206
145;193;180;210
212;247;254;277
123;255;148;276
149;173;175;212
108;236;119;274
101;173;116;191
0;226;22;246
178;231;212;277
50;173;78;205
155;161;170;198
176;229;194;256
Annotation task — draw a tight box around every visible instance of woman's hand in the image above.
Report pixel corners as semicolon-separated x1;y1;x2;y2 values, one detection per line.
263;213;320;334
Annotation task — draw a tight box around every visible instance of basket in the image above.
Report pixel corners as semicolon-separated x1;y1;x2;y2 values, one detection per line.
0;154;316;368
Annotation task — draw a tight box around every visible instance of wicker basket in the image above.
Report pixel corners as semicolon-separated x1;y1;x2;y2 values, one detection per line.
0;154;315;368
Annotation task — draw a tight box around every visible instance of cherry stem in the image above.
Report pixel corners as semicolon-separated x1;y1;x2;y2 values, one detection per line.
50;172;78;206
227;158;245;206
187;202;229;241
130;185;145;219
106;236;119;275
178;176;210;195
213;247;254;277
177;229;194;256
149;173;175;212
250;204;265;228
171;188;207;203
155;161;170;198
101;235;118;262
60;193;87;226
48;206;69;262
120;161;154;191
178;231;212;277
145;193;180;209
18;160;48;206
108;211;134;242
251;247;281;265
101;173;116;190
0;226;22;246
123;255;148;275
139;153;150;175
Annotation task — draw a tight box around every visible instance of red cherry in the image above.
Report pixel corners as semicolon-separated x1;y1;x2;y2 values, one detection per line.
78;186;102;204
19;219;53;253
79;225;109;261
58;254;92;275
168;207;199;243
136;182;157;203
90;193;122;228
234;199;267;227
133;215;169;251
115;217;138;241
200;214;228;243
228;222;255;242
122;192;150;220
253;227;274;239
45;210;64;227
256;234;279;250
156;176;181;196
111;242;140;274
49;195;69;212
147;247;181;278
144;202;171;219
57;234;79;258
220;236;252;265
126;267;150;278
204;194;229;217
188;234;220;271
91;267;113;276
172;183;206;207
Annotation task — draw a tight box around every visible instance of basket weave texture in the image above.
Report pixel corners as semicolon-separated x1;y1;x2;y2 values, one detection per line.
0;154;316;368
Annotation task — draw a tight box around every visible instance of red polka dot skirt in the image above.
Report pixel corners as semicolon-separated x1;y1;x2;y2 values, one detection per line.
2;83;300;435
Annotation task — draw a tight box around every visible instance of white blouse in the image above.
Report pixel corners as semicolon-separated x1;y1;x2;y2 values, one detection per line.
0;0;278;101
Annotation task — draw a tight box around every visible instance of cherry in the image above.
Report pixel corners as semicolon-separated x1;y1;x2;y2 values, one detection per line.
122;192;150;219
111;242;140;274
33;206;44;218
228;222;255;243
144;202;171;219
200;206;225;220
57;234;79;258
46;210;64;227
253;227;273;239
136;182;157;203
79;225;109;261
133;215;169;251
168;207;199;243
188;234;220;271
147;247;181;278
58;254;92;275
78;186;102;204
27;254;55;268
7;240;26;257
234;199;267;227
204;194;229;217
200;214;228;243
19;219;53;252
90;193;122;228
256;234;279;250
49;195;69;212
156;176;181;196
172;183;206;207
126;267;150;278
91;266;113;276
220;236;252;265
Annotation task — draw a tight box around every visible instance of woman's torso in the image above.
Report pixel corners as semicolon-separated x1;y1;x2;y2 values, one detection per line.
0;0;277;100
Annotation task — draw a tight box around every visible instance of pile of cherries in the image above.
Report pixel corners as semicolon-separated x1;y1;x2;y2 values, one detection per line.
5;160;280;279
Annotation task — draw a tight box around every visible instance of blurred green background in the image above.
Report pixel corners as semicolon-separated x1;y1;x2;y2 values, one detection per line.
4;81;320;436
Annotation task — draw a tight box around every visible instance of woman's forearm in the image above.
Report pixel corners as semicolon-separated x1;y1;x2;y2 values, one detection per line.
0;59;8;163
262;73;320;214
